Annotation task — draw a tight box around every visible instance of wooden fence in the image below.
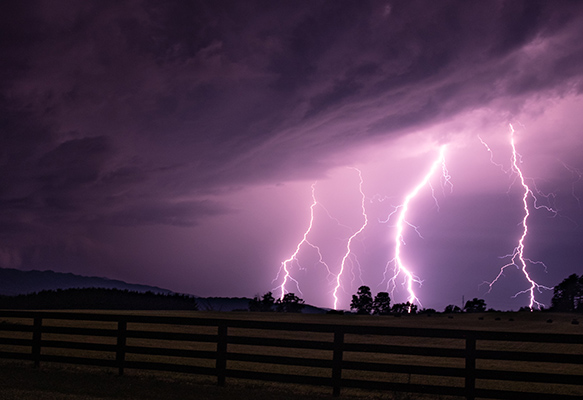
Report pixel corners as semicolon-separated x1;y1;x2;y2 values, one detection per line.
0;311;582;399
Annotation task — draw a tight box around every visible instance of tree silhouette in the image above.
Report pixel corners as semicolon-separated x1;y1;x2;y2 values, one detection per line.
350;286;373;314
464;298;486;313
249;291;275;312
443;304;462;313
372;292;391;315
391;302;417;315
551;274;583;312
275;293;305;313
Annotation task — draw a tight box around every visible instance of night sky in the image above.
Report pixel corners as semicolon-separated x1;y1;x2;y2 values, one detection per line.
2;1;583;311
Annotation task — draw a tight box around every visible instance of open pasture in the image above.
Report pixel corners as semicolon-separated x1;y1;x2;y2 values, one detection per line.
1;310;582;399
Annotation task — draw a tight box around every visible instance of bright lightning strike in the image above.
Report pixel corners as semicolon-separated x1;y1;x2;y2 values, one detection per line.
384;145;449;310
484;124;554;310
273;183;332;300
332;168;368;310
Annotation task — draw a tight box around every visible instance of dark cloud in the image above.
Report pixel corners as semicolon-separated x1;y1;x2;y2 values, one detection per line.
37;136;110;187
5;1;581;181
101;199;228;227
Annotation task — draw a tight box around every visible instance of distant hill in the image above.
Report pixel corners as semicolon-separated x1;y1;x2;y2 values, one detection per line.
0;268;173;296
0;267;328;313
0;288;198;310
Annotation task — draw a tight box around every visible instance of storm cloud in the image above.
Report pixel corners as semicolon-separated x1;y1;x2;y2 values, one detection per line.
1;1;583;310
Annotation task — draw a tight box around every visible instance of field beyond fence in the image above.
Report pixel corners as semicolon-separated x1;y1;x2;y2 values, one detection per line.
1;310;582;400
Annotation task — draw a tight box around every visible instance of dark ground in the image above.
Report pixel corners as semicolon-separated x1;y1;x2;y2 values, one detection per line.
0;361;338;400
0;361;423;400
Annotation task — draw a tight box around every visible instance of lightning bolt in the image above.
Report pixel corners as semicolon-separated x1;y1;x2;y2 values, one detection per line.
332;168;368;310
478;135;508;173
484;124;554;310
384;145;449;310
273;183;332;300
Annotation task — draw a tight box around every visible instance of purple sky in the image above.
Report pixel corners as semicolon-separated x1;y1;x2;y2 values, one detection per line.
2;1;583;311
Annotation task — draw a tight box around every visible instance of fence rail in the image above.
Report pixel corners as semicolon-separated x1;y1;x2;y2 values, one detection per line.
0;310;582;399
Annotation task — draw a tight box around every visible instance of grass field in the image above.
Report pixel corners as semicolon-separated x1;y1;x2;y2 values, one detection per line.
0;361;345;400
1;310;582;399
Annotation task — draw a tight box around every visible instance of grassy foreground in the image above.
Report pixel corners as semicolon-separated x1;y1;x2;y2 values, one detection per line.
0;361;340;400
0;360;433;400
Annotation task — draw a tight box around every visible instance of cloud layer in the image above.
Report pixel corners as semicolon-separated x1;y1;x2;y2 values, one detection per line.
2;1;583;309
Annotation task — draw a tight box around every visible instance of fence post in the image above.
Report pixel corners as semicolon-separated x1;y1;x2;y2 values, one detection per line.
116;319;127;376
32;316;42;368
332;328;344;397
217;322;228;387
465;332;476;400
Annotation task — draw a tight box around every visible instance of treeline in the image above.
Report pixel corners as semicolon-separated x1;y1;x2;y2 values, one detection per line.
346;271;583;315
350;285;488;315
552;273;583;312
0;288;199;310
3;272;580;313
248;292;305;313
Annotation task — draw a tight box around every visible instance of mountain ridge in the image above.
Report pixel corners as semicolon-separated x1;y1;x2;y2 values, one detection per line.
0;267;173;296
0;267;327;313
